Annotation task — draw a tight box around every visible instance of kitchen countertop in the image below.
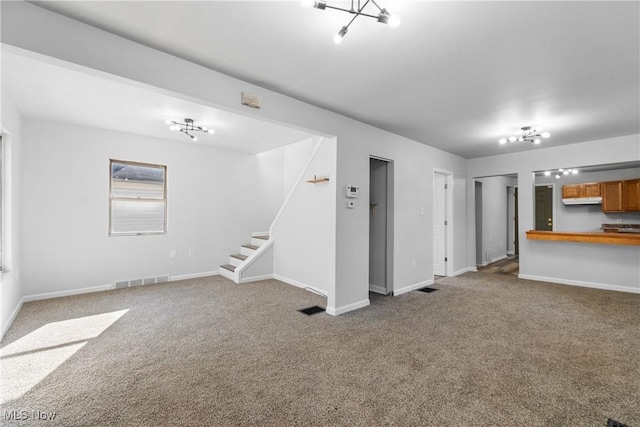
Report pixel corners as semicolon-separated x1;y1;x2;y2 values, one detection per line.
526;230;640;246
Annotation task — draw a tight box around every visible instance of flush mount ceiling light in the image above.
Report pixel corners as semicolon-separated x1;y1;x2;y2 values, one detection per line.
544;168;579;179
301;0;400;44
499;126;551;145
166;118;214;142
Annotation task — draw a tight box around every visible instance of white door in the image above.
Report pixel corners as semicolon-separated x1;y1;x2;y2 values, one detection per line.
433;172;446;276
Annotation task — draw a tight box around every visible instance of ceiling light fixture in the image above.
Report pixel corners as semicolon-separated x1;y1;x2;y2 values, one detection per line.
542;168;579;179
499;126;551;145
302;0;401;44
166;118;214;142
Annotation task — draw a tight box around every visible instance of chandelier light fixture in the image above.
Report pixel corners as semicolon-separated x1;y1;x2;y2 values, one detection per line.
166;118;214;142
499;126;551;145
544;168;579;179
301;0;401;44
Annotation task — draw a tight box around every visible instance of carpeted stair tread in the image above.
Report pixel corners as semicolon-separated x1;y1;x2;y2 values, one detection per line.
230;253;248;261
242;244;259;250
220;264;236;272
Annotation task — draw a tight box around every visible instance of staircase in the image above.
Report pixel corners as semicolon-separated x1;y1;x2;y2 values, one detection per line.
219;233;270;283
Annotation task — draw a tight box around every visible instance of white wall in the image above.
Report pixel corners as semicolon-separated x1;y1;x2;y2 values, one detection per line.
20;119;291;297
271;137;336;300
469;135;640;293
0;93;24;339
335;132;468;308
3;2;469;314
535;166;640;231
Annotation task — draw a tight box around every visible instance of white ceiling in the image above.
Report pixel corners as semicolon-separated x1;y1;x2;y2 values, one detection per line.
11;1;640;158
2;48;315;154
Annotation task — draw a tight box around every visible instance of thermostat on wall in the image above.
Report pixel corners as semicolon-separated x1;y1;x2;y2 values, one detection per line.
346;185;359;198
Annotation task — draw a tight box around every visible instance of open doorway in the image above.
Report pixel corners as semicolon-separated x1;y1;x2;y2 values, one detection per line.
507;186;519;254
474;174;519;276
369;157;394;295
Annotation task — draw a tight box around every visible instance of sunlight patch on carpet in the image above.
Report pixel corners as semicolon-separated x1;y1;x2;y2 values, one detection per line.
0;309;129;403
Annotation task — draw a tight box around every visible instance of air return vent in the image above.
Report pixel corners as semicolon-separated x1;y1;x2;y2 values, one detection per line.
113;275;170;289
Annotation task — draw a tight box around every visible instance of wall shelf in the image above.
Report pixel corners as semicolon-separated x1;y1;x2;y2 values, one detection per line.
526;230;640;246
306;177;330;184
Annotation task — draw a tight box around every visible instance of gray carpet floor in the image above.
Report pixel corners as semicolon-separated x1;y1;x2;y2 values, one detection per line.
1;273;638;426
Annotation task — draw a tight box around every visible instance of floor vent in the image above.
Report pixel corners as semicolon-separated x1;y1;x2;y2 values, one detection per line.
607;419;628;427
114;275;170;289
114;281;129;290
416;287;438;293
298;306;325;316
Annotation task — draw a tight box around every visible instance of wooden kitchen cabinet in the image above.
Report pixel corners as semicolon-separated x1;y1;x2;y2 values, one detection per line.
562;182;601;198
602;181;624;212
580;182;601;197
623;179;640;211
562;184;581;198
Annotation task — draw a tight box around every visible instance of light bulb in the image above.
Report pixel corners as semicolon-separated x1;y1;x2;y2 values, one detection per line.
508;136;517;142
300;0;314;8
208;129;215;134
388;14;401;28
165;120;173;125
544;171;551;176
572;169;578;174
499;138;507;145
170;125;179;131
555;174;560;179
334;27;348;45
559;168;564;172
563;170;569;175
541;131;551;138
534;139;541;144
191;135;197;142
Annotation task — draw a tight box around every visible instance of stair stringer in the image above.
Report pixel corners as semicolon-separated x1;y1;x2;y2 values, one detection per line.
238;240;274;283
235;135;325;285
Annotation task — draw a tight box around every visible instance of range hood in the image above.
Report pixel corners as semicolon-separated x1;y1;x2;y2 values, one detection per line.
562;197;602;205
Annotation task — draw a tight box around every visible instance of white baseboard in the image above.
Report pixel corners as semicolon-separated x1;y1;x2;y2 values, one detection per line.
326;299;370;316
491;254;508;263
239;274;273;284
518;274;640;294
273;274;328;297
170;271;219;281
368;284;388;295
507;251;515;255
454;266;476;276
1;296;26;341
23;284;114;303
394;279;434;296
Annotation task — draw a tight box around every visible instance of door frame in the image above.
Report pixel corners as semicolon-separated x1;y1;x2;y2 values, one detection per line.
507;185;518;255
369;156;394;295
434;168;454;277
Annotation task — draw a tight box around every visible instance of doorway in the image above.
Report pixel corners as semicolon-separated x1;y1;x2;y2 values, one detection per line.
369;157;394;295
475;180;483;265
507;186;519;254
433;172;447;276
535;185;554;231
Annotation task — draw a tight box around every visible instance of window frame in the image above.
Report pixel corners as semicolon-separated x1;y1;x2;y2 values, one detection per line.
109;159;167;237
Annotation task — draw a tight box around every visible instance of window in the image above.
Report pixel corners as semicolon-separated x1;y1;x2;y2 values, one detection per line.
109;160;167;236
